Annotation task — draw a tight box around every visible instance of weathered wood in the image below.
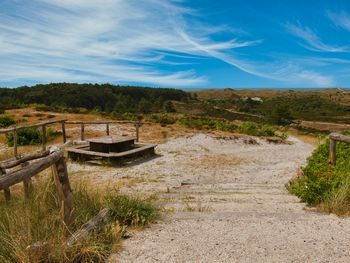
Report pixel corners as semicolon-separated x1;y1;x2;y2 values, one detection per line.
42;125;47;151
135;122;140;142
0;150;50;169
0;119;67;134
53;157;74;227
66;208;110;247
330;133;350;144
61;121;67;143
0;168;11;201
330;138;337;165
0;151;63;190
81;123;85;141
65;121;137;125
106;123;110;136
22;162;32;198
13;128;18;157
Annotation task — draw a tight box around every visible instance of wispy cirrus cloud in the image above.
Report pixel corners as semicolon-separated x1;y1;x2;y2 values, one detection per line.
0;0;335;88
0;0;257;87
328;10;350;31
285;21;349;52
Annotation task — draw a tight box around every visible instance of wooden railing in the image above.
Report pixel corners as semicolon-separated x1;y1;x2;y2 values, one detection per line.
0;119;67;157
63;120;142;142
0;149;74;226
0;119;144;157
329;133;350;165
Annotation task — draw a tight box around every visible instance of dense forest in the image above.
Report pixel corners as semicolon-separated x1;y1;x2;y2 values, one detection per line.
0;83;190;114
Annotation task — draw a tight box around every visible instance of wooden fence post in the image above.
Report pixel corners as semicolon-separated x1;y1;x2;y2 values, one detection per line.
52;156;74;228
81;123;85;141
42;125;47;151
106;123;110;136
330;138;336;165
22;162;32;198
62;121;67;143
13;128;18;158
0;168;11;201
135;122;140;142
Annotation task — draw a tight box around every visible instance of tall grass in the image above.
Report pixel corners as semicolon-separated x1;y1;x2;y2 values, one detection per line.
0;178;159;262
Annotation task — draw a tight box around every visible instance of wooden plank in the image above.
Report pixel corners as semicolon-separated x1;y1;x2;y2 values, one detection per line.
0;150;50;169
66;208;110;247
0;151;63;190
65;121;137;125
109;143;156;157
87;136;135;144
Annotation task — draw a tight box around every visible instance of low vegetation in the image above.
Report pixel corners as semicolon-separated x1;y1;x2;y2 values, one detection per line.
289;138;350;215
0;115;16;128
0;179;158;262
6;127;59;146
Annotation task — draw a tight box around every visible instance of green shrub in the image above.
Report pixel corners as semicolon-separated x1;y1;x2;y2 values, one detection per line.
6;127;59;146
237;121;259;136
149;114;177;126
178;116;236;132
289;140;350;214
260;125;276;136
107;194;158;227
0;115;16;128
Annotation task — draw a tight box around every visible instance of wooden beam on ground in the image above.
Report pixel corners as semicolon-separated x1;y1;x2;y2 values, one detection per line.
66;208;111;247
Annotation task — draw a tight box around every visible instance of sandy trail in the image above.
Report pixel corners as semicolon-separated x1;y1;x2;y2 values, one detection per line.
96;134;350;262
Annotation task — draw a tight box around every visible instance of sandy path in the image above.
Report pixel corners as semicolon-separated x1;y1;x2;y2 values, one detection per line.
100;134;350;262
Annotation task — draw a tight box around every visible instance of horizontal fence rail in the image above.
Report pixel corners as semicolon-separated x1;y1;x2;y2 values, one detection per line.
329;133;350;165
0;149;74;226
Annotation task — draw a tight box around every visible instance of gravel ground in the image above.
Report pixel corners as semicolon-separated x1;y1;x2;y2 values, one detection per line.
73;134;350;263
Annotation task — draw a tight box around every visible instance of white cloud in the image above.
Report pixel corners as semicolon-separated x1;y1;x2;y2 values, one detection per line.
0;0;334;87
328;10;350;31
285;21;349;52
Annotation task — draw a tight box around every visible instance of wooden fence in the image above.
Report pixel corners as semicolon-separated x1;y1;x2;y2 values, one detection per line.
0;119;143;158
0;149;74;226
329;133;350;165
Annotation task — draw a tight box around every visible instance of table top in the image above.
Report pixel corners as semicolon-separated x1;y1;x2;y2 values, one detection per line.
87;136;135;144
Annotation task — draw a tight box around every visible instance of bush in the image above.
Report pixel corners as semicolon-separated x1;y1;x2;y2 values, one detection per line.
178;116;236;132
237;121;259;136
149;114;177;126
107;194;158;227
289;140;350;214
6;127;59;146
237;122;277;137
0;115;16;128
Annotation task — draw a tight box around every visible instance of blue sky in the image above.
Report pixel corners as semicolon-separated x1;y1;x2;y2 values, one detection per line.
1;0;350;89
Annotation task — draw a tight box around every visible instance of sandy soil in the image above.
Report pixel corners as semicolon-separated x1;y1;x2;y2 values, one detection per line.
82;133;350;263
